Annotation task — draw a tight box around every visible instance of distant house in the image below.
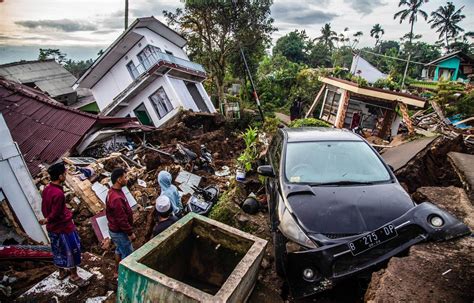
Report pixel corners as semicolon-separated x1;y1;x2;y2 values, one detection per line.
423;51;474;82
0;59;81;105
75;17;216;128
350;54;387;83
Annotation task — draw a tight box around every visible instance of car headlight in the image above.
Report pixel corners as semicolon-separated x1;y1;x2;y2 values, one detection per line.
429;215;444;227
278;202;317;249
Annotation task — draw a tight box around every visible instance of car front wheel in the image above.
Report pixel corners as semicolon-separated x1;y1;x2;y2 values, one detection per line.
273;230;287;277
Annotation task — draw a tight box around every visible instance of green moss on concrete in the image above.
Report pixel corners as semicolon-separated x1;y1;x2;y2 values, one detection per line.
209;181;247;227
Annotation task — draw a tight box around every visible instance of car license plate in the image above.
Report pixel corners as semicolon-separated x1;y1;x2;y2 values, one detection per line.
348;224;398;256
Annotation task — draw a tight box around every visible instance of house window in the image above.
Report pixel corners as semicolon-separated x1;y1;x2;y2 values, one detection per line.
127;61;139;80
149;87;173;119
133;103;153;126
137;45;162;70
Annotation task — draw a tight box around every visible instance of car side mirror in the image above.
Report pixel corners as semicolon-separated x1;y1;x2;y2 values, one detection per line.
257;165;275;178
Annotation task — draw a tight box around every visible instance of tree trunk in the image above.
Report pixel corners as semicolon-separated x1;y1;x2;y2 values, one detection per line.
409;20;414;47
214;76;226;112
445;32;449;52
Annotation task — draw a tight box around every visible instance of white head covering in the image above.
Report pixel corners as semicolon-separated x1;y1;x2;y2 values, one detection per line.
156;195;171;213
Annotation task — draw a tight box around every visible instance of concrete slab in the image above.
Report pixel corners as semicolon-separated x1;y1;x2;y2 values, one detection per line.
118;212;267;303
18;267;94;301
365;187;474;303
448;152;474;202
381;136;438;171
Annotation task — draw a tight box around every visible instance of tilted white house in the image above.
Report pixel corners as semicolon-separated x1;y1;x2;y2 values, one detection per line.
75;17;216;127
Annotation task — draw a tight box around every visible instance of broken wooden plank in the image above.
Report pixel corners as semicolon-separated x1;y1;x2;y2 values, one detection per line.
63;157;97;166
65;174;103;214
305;84;326;118
398;102;415;135
453;116;474;126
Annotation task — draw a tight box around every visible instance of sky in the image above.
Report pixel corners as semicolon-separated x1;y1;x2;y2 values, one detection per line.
0;0;473;64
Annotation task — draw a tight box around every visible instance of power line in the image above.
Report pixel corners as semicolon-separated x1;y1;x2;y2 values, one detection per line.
359;49;428;66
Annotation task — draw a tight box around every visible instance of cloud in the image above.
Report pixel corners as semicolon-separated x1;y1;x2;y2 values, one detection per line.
344;0;386;15
272;2;338;25
92;29;119;35
15;19;97;32
130;0;183;17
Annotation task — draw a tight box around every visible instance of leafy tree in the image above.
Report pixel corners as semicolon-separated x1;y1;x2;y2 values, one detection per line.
164;0;275;107
308;42;332;67
64;59;94;78
379;40;400;54
316;23;338;50
332;46;353;68
256;54;304;111
370;24;385;49
394;0;428;47
273;30;310;64
429;2;465;51
38;48;67;64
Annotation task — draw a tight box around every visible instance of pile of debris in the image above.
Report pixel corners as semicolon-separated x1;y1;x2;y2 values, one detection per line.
412;102;474;146
1;111;247;302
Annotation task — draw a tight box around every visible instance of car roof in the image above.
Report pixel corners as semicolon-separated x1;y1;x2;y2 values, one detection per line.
282;127;364;142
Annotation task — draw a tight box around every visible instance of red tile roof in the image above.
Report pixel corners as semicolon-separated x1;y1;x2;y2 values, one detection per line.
0;77;146;176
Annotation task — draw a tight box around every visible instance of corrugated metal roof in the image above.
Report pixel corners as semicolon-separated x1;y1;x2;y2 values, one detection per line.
0;78;97;176
0;59;76;97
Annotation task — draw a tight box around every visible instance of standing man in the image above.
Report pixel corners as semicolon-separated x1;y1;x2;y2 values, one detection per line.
40;163;86;286
106;168;135;277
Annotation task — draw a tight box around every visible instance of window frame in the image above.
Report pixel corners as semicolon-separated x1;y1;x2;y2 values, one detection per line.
148;86;174;119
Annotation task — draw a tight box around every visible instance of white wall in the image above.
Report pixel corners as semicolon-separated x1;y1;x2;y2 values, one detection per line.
168;76;199;111
115;76;183;127
91;36;149;110
91;28;193;111
135;28;189;60
0;115;49;244
196;81;216;112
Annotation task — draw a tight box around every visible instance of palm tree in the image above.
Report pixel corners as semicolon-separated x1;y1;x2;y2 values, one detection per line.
370;24;385;48
352;31;363;49
316;23;338;50
393;0;428;47
429;2;465;52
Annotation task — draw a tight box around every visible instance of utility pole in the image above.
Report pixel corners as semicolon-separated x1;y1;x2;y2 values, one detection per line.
401;53;411;90
125;0;129;30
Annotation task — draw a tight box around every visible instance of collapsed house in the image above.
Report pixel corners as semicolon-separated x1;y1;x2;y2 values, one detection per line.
310;76;426;138
0;59;94;107
74;16;216;128
0;77;151;244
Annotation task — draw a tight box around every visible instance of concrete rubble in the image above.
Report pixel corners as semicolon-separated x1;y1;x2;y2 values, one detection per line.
0;111;251;302
365;186;474;303
0;109;473;303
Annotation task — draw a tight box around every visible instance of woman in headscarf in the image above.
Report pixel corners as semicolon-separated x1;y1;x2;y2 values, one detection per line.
157;171;183;216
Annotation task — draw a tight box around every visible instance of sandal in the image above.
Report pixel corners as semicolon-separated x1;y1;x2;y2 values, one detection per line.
70;276;89;287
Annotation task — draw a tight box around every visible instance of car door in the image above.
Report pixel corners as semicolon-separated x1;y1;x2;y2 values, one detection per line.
267;133;283;231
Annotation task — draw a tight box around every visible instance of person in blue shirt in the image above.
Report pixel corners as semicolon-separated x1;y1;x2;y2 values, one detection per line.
157;171;183;216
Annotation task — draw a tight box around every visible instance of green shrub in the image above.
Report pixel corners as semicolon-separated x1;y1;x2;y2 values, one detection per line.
237;127;259;171
289;118;331;128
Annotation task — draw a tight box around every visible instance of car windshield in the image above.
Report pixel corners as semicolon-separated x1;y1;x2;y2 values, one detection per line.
285;141;391;185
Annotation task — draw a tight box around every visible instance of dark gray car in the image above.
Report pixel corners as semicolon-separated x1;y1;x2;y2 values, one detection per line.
258;128;470;298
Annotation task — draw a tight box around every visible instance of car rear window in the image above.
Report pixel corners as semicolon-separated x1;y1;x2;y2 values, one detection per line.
285;141;391;184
